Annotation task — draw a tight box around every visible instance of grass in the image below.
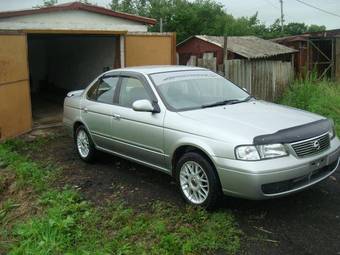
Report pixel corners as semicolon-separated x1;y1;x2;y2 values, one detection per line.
280;79;340;134
0;137;240;254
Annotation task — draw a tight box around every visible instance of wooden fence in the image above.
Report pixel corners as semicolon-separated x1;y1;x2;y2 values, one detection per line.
189;53;294;101
225;59;294;101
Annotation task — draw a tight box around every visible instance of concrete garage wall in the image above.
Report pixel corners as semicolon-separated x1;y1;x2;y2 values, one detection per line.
28;35;117;92
0;10;147;32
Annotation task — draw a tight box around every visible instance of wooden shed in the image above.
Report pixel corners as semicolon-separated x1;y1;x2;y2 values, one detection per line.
177;35;297;66
273;29;340;81
0;2;176;140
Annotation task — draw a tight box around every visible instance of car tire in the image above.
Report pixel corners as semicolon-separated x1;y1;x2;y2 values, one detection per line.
175;152;221;209
75;125;96;163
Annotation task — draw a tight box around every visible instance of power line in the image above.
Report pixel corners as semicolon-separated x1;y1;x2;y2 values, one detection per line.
295;0;340;18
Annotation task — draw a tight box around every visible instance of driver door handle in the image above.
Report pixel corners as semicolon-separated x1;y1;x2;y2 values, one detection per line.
82;107;88;113
113;113;121;120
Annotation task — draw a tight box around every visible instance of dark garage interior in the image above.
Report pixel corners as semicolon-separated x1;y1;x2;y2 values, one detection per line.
27;34;119;126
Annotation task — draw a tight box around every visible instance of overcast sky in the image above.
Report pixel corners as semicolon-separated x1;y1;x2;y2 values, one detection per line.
0;0;339;29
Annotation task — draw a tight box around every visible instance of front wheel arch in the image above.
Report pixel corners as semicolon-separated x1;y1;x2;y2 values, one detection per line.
175;151;222;208
171;145;222;189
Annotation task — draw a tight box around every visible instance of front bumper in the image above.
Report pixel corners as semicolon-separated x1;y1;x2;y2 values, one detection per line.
214;137;340;200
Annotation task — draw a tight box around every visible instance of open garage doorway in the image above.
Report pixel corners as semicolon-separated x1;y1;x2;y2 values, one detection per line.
27;34;120;127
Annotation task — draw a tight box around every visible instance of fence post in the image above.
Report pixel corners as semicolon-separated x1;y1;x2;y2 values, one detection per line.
272;62;276;101
223;36;228;76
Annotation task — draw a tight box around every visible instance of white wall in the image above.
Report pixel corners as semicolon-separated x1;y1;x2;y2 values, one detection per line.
0;10;148;32
28;35;117;92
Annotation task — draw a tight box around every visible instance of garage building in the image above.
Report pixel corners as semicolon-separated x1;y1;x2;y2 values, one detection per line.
0;2;176;140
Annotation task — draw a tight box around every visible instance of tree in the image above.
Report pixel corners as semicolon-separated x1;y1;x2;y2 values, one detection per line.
307;24;326;33
109;0;120;11
284;22;308;35
108;0;327;42
35;0;58;8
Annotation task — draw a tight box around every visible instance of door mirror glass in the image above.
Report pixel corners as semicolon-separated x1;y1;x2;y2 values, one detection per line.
132;99;155;112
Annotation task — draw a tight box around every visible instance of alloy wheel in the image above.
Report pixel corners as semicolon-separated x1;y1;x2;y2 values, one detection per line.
179;161;209;204
77;129;90;158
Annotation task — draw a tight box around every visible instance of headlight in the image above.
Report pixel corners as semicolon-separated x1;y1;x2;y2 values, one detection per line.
329;119;336;139
235;146;260;161
257;144;288;159
235;144;288;161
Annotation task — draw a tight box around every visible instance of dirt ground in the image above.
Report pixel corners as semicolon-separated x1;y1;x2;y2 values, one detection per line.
26;128;340;255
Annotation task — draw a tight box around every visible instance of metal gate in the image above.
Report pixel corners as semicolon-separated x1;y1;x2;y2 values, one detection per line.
0;33;32;140
125;32;176;67
307;38;335;80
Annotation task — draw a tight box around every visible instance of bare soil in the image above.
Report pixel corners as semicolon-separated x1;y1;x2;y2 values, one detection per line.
22;128;340;254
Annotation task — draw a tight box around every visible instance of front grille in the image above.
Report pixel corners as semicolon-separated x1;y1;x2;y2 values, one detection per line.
291;133;330;157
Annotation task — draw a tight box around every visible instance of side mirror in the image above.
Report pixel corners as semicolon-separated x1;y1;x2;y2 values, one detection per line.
132;99;156;112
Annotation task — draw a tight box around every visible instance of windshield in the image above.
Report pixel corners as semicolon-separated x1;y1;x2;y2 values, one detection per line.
150;70;250;111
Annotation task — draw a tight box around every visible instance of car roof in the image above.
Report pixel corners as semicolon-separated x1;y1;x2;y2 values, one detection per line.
104;65;207;75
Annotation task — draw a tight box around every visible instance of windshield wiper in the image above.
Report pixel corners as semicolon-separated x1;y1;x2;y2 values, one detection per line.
202;95;255;108
202;99;242;108
243;95;254;102
201;96;254;108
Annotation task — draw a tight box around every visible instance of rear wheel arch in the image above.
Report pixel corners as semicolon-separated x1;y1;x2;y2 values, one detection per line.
73;121;84;138
73;121;92;141
74;124;96;162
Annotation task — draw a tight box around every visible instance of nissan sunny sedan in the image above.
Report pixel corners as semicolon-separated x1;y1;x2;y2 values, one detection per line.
63;66;340;208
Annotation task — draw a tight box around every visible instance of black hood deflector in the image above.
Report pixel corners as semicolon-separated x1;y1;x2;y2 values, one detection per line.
253;119;330;145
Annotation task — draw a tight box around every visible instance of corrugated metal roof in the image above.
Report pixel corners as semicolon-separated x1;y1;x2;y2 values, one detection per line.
272;35;309;44
180;35;297;59
273;28;340;43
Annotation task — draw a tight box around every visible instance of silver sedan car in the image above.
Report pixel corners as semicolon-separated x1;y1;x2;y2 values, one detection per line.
63;66;340;208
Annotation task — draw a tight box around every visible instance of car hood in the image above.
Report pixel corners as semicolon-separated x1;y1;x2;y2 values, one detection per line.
177;100;325;144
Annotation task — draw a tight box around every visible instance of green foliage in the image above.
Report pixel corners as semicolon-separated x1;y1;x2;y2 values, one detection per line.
108;0;326;42
0;200;20;224
8;193;240;254
10;190;104;255
106;202;240;254
6;187;240;254
0;146;52;191
0;175;4;193
307;24;326;33
3;136;50;153
280;80;340;134
35;0;58;8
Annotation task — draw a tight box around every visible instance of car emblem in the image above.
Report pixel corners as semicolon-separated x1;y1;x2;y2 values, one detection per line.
313;140;321;150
